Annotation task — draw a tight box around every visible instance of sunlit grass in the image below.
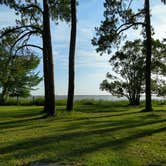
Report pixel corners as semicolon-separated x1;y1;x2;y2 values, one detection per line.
0;102;166;166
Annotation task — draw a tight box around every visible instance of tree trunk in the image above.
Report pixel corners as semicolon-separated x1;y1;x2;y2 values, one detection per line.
16;95;19;105
0;87;8;104
42;0;55;116
129;96;140;106
66;0;77;111
144;0;152;111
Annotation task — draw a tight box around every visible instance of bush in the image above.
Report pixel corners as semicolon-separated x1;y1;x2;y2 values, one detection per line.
75;99;97;106
34;97;44;106
55;100;66;106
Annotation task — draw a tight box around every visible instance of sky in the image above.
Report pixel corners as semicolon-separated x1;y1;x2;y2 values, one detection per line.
0;0;166;96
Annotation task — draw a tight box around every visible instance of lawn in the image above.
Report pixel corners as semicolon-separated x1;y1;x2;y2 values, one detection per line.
0;102;166;166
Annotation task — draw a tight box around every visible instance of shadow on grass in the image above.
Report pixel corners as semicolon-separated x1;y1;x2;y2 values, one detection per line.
59;125;166;161
61;114;165;132
1;109;142;130
1;125;166;166
0;105;163;131
0;105;166;165
74;105;134;113
59;111;141;124
0;111;47;130
0;116;165;155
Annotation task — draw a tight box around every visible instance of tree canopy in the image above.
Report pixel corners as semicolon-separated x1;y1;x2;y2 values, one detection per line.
100;39;166;105
0;36;42;104
92;0;145;55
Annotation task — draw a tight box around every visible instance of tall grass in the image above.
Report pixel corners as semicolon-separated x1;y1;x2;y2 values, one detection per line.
1;96;166;107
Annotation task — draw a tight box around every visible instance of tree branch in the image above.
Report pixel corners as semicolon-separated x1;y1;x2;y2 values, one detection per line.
0;25;42;38
127;0;134;10
117;22;145;35
15;44;43;56
20;4;43;14
10;30;38;53
116;10;145;33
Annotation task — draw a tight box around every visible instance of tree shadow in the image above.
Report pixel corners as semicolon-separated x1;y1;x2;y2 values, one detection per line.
74;105;134;113
59;110;141;124
0;111;47;130
1;105;166;165
60;125;166;161
0;116;165;155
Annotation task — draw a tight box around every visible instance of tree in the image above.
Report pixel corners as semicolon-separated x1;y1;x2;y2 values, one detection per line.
66;0;77;111
92;0;145;54
101;40;144;105
144;0;152;111
92;0;166;111
42;0;55;116
0;0;71;116
0;40;42;104
100;39;166;105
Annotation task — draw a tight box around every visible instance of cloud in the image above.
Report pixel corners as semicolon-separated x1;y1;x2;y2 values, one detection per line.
50;19;111;70
151;4;166;39
75;50;110;69
0;6;17;29
51;23;70;41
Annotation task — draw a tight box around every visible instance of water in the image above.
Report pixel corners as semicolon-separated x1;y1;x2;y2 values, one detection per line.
56;95;165;101
56;95;126;101
12;95;165;101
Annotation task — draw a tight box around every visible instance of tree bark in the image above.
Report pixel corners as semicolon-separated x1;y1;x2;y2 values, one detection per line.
0;87;8;104
66;0;77;111
42;0;55;116
144;0;152;111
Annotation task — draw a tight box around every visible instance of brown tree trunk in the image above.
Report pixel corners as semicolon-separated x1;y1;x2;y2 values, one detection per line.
42;0;55;116
66;0;77;111
144;0;152;111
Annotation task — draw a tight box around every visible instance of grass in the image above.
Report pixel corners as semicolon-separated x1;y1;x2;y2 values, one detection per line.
0;101;166;166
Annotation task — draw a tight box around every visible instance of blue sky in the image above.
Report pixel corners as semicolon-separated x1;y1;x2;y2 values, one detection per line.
0;0;166;95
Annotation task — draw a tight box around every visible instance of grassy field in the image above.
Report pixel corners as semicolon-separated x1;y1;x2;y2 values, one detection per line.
0;101;166;166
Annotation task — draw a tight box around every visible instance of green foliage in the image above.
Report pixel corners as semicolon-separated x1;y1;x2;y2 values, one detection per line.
100;39;166;105
0;37;42;103
8;55;42;96
0;105;166;166
0;0;71;23
0;0;72;56
49;0;71;23
33;96;44;106
92;0;145;55
4;97;33;106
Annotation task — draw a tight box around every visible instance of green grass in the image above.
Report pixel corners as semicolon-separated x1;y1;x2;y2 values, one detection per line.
0;102;166;166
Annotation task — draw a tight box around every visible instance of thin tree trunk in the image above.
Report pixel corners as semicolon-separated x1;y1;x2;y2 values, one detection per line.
0;87;8;104
144;0;152;111
67;0;77;111
16;95;19;105
42;0;55;116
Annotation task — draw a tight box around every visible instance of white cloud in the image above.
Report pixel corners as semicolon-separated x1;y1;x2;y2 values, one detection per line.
0;7;17;29
75;50;110;69
151;4;166;39
51;22;70;48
